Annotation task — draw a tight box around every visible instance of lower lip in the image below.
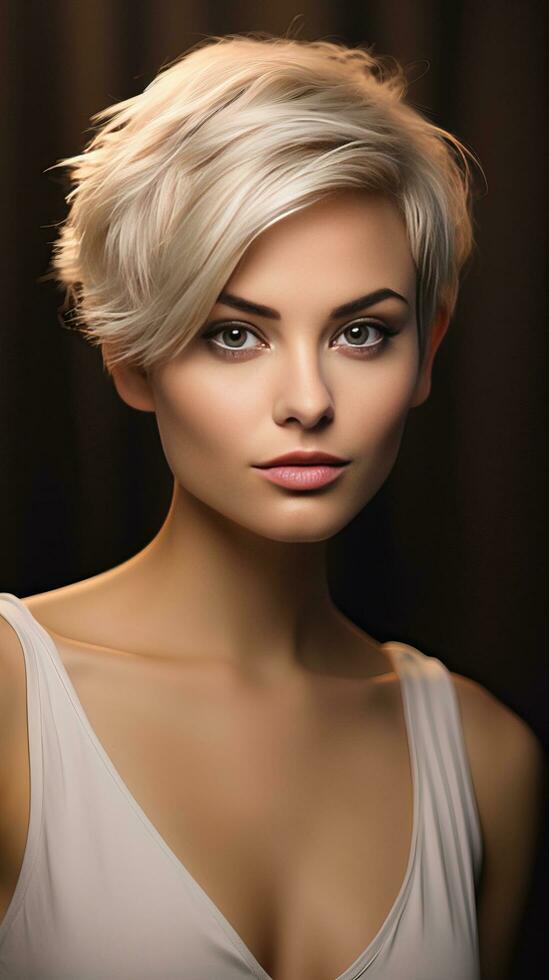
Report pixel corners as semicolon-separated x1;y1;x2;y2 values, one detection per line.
253;464;348;490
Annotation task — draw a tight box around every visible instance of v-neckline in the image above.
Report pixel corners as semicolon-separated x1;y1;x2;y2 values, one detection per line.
9;593;421;980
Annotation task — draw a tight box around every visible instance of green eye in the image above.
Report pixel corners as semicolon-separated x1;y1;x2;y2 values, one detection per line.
333;318;395;350
202;316;399;361
203;321;265;358
218;326;249;348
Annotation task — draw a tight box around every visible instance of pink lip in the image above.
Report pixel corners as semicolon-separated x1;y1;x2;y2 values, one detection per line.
256;451;348;466
253;464;347;490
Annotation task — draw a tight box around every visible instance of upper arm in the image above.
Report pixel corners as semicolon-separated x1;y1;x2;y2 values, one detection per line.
0;613;29;796
0;612;31;916
0;615;20;769
452;672;546;980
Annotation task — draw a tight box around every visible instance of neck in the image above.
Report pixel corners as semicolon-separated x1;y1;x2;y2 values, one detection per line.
116;482;378;680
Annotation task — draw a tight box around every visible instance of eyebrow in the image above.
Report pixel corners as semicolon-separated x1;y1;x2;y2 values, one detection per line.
216;287;410;320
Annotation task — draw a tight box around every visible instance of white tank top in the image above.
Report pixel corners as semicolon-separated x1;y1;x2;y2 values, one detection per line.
0;592;482;979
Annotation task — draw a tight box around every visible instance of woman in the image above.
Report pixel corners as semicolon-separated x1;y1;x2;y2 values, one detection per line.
0;33;543;980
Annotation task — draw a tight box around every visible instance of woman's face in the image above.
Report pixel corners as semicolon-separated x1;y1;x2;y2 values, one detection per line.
118;192;437;543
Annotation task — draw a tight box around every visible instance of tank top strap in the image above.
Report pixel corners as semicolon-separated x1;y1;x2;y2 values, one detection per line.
0;593;46;943
386;640;483;888
0;591;93;749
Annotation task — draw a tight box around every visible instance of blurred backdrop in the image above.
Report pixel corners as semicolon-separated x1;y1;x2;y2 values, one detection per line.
0;2;546;975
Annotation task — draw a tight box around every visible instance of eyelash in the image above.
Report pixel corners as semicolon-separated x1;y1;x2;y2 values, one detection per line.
202;318;399;361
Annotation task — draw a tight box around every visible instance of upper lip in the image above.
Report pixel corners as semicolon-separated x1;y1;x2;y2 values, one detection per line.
254;451;350;467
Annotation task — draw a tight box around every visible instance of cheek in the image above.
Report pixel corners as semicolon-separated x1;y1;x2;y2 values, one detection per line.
339;357;419;511
345;358;418;448
152;368;257;468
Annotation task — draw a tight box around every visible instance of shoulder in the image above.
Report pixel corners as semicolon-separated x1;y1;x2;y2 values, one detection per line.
0;611;28;796
449;670;544;802
449;670;545;980
0;609;27;709
449;670;543;767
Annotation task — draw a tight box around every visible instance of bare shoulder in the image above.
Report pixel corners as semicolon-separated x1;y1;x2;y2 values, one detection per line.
450;670;544;771
450;670;546;980
449;670;544;847
0;612;28;796
0;611;27;715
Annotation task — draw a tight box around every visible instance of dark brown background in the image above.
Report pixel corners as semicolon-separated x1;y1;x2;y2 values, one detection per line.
0;2;546;976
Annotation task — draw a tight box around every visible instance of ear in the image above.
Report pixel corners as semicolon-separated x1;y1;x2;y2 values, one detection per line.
109;361;156;413
410;307;451;408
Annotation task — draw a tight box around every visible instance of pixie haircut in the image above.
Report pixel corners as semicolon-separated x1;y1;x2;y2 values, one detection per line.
46;33;481;376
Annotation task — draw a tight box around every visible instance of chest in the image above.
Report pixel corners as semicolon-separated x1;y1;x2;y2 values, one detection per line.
12;645;415;980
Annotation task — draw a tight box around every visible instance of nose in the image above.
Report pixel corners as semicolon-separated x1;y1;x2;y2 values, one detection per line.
272;342;335;430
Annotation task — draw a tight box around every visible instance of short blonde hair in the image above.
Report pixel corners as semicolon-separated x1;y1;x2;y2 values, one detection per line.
45;32;482;375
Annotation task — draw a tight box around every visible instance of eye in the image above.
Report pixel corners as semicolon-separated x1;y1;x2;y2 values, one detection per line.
202;316;399;361
332;318;396;354
203;321;265;357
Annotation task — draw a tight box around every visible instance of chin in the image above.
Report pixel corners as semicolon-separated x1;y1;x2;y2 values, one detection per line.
244;512;356;544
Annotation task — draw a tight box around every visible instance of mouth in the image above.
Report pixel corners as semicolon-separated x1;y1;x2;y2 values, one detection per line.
252;454;350;491
254;451;350;467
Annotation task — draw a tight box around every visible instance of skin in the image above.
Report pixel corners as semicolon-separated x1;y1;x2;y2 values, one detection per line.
104;189;545;979
105;190;449;684
0;190;543;980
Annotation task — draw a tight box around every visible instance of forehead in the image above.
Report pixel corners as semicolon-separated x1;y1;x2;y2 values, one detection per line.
225;191;416;308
